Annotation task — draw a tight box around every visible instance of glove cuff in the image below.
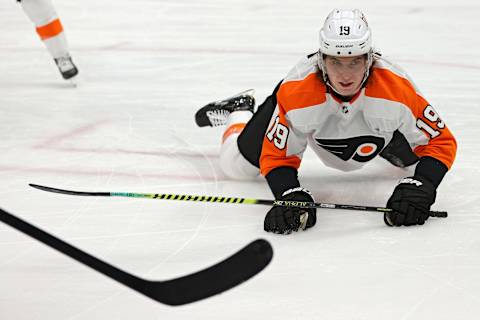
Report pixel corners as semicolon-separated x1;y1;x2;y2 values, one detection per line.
281;187;313;198
397;175;436;192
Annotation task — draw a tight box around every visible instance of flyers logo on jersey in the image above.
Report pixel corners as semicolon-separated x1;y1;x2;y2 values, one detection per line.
315;136;385;162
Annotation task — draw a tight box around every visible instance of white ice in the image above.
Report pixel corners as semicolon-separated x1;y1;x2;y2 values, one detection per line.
1;0;480;319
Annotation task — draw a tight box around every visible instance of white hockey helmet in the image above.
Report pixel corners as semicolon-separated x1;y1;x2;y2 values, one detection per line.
319;9;372;57
318;9;374;91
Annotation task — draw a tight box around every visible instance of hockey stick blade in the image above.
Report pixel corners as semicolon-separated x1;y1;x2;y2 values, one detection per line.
0;207;273;306
29;183;448;218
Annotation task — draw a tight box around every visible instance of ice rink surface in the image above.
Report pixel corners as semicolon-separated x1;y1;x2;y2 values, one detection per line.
1;0;480;319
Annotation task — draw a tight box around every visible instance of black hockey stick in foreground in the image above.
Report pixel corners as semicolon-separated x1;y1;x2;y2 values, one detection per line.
29;183;447;218
0;207;273;306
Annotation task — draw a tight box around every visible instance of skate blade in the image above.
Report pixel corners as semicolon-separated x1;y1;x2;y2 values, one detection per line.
210;89;255;106
65;75;79;88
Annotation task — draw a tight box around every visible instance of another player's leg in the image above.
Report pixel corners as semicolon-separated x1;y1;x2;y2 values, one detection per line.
379;130;419;168
19;0;78;80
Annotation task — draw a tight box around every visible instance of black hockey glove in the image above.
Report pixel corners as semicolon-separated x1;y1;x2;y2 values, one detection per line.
384;176;436;226
264;187;317;234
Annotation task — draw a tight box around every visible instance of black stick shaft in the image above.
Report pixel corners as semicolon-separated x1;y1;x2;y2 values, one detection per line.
0;207;273;306
29;183;447;218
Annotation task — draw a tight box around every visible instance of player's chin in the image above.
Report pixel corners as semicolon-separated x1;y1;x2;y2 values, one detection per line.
337;84;358;97
335;84;360;96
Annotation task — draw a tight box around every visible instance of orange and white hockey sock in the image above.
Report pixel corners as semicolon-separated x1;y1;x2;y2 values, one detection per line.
21;0;69;59
219;111;259;180
222;111;253;144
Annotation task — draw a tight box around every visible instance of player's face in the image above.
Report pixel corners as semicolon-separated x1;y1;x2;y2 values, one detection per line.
324;55;368;97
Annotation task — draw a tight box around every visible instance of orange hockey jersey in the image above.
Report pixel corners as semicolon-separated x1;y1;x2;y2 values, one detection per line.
259;55;457;176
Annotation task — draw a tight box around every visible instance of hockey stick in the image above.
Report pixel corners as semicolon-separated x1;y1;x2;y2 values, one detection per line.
0;207;273;306
29;183;448;218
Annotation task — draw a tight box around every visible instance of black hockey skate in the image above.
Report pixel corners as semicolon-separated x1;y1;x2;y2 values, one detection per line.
195;89;255;127
54;55;79;80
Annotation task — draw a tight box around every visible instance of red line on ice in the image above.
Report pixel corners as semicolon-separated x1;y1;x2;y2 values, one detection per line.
33;120;111;149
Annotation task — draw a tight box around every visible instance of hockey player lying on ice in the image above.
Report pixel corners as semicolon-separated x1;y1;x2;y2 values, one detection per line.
195;9;457;234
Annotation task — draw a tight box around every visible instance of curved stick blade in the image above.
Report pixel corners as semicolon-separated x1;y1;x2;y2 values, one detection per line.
142;239;273;305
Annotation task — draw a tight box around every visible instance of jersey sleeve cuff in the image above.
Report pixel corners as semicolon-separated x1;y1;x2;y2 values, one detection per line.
265;166;300;199
415;156;449;187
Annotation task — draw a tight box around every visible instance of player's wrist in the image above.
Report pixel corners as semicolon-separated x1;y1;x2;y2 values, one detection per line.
414;156;448;187
265;167;300;199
